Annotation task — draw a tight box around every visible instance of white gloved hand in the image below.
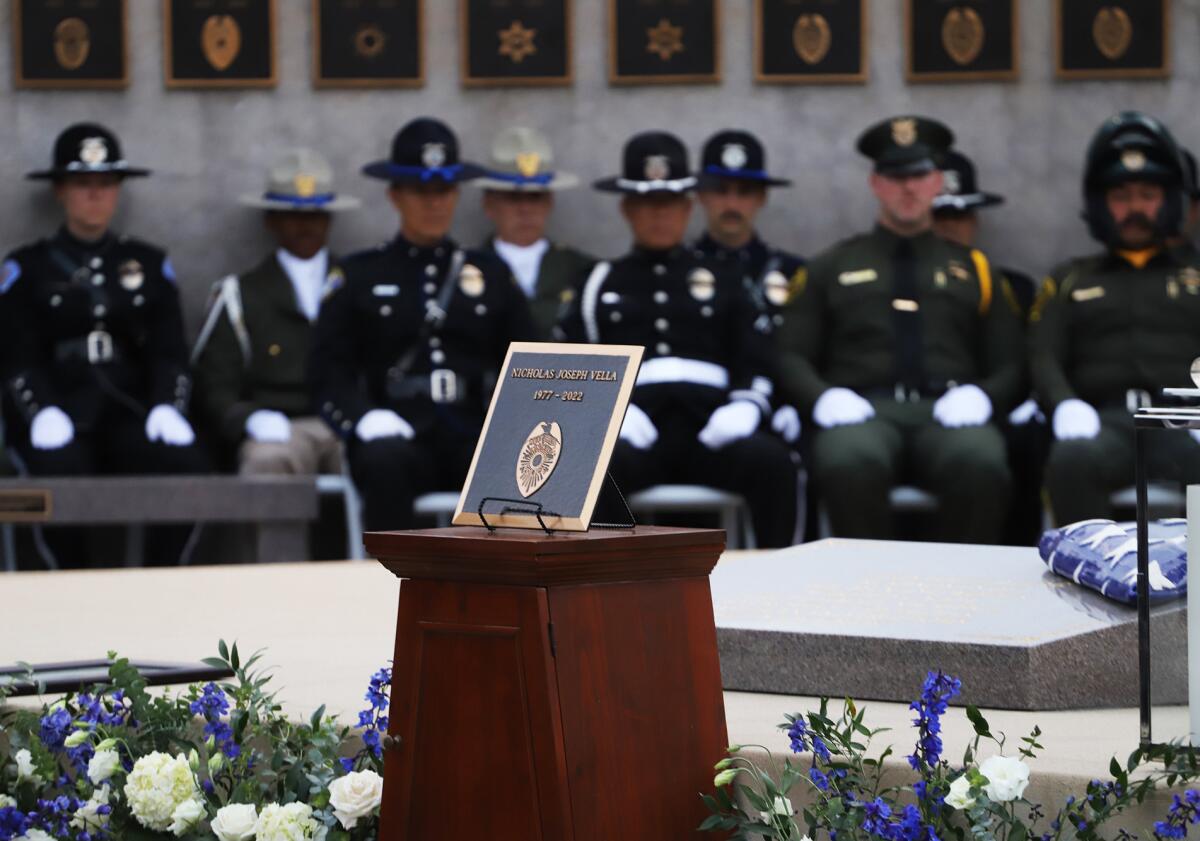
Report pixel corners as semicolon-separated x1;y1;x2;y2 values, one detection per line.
145;404;196;446
355;409;414;442
245;409;292;443
1008;398;1041;427
699;400;763;450
812;387;875;428
771;405;802;444
1189;429;1200;446
1052;398;1101;441
30;406;74;451
932;384;993;428
619;403;658;450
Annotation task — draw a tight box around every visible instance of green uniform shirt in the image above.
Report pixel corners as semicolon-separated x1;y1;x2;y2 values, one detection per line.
479;237;594;338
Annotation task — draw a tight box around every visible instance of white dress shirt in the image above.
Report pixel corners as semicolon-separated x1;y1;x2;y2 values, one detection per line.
494;238;550;299
276;247;329;322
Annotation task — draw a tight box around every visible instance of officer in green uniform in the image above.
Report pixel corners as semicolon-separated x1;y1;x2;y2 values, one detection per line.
777;116;1024;542
472;126;594;337
1032;112;1200;525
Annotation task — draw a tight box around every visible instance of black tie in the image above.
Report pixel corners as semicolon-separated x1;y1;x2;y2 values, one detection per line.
892;237;924;392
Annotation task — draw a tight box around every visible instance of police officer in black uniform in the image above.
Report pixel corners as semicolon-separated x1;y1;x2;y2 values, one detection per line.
559;131;798;547
309;117;535;531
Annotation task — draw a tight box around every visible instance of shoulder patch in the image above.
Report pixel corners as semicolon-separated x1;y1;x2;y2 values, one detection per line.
161;257;178;284
0;259;21;295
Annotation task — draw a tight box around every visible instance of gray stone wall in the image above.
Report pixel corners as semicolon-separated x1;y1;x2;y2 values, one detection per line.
1;0;1198;332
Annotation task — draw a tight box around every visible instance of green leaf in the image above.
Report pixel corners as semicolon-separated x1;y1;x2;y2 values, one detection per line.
230;642;241;671
965;705;992;738
200;657;229;670
218;639;229;661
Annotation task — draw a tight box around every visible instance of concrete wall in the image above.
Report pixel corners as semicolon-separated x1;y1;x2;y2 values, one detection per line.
1;0;1199;333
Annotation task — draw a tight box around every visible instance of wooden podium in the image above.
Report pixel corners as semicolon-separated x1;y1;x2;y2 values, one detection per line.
366;525;729;841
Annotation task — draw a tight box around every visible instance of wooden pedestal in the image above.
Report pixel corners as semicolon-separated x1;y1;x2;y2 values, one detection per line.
366;525;729;841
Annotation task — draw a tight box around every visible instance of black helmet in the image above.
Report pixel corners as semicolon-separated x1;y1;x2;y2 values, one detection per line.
1082;111;1185;245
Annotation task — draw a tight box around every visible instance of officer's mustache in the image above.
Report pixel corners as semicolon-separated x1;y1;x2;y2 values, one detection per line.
1119;212;1155;230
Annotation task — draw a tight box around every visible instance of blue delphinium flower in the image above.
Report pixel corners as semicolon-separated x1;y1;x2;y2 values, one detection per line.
0;806;31;841
1154;789;1200;839
346;665;392;769
809;767;830;791
787;716;809;754
189;682;240;759
39;707;72;751
906;671;961;773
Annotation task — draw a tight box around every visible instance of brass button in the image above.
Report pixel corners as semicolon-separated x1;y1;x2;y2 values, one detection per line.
268;343;282;356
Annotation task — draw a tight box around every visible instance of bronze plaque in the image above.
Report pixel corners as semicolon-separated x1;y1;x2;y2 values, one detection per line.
609;0;719;85
164;0;276;88
314;0;422;88
13;0;127;89
461;0;571;87
906;0;1018;82
755;0;867;84
1056;0;1168;79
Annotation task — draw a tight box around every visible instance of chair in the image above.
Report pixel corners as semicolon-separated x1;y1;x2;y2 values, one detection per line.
1109;483;1187;515
817;485;938;538
414;492;461;527
627;484;754;549
316;463;366;561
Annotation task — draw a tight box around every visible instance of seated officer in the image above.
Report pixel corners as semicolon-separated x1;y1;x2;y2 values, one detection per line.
777;117;1024;543
471;126;594;337
310;117;535;531
1033;112;1200;524
558;131;798;547
193;148;359;478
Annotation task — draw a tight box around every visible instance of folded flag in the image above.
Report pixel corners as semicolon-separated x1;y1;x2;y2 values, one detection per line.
1038;518;1187;605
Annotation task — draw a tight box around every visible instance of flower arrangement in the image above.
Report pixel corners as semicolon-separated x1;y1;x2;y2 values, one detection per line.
703;671;1200;840
0;641;390;841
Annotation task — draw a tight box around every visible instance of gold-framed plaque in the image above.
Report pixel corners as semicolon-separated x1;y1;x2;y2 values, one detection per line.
13;0;127;89
164;0;276;88
313;0;422;88
461;0;571;87
1055;0;1169;80
453;342;644;532
609;0;719;86
906;0;1018;82
754;0;867;85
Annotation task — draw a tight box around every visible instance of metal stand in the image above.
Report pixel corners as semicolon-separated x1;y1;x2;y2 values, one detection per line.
478;473;638;535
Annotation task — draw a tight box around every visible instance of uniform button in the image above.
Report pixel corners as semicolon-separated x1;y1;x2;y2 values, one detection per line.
425;264;437;277
653;264;666;276
133;295;144;307
21;390;32;400
475;303;487;316
91;274;105;286
341;420;352;432
701;306;714;318
656;342;671;355
89;257;102;270
323;402;334;412
50;294;62;307
93;305;106;317
268;343;282;357
655;318;669;332
654;291;668;305
773;314;784;326
609;311;622;323
380;305;393;316
431;349;447;364
13;377;24;388
429;336;442;348
423;282;436;295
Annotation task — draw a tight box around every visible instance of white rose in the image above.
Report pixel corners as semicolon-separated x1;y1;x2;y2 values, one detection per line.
211;803;259;841
758;794;794;824
123;752;201;832
14;749;35;782
979;755;1031;803
328;769;383;830
88;748;122;785
256;802;320;841
70;786;112;833
945;774;976;810
169;798;206;836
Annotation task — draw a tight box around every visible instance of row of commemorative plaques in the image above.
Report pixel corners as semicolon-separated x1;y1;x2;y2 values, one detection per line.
12;0;1170;90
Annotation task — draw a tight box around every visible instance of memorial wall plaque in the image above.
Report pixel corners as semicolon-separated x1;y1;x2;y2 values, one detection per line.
164;0;276;88
754;0;867;84
313;0;422;88
13;0;127;89
609;0;719;85
906;0;1018;82
1055;0;1169;80
461;0;570;87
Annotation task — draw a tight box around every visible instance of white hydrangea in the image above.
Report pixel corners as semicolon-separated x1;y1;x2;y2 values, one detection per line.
87;748;122;785
256;801;320;841
71;784;112;834
123;752;201;832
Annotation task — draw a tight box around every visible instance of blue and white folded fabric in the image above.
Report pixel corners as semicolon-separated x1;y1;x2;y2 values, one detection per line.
1038;518;1187;605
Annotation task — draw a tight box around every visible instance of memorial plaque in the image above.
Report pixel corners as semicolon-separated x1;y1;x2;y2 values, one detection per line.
164;0;276;88
13;0;127;88
1055;0;1169;80
609;0;719;85
906;0;1018;82
313;0;422;88
461;0;570;87
754;0;866;84
454;342;643;531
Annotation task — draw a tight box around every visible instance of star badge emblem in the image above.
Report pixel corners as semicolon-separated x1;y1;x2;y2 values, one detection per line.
646;18;684;61
498;20;537;64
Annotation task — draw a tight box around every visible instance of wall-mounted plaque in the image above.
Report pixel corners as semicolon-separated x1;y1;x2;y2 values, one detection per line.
314;0;422;88
1055;0;1169;80
164;0;276;88
461;0;570;87
754;0;867;84
13;0;127;89
609;0;719;85
906;0;1018;82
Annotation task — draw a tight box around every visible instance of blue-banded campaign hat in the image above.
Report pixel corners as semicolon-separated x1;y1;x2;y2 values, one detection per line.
473;126;580;192
239;148;360;212
698;129;791;188
27;122;150;180
932;149;1004;213
593;130;696;194
856;116;954;177
362;117;486;184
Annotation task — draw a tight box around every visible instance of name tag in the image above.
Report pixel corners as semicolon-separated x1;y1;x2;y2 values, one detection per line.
838;269;878;286
372;284;399;297
1071;286;1106;302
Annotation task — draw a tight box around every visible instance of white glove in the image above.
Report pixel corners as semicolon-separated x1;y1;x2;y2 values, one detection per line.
145;404;195;446
245;409;291;443
30;406;74;450
932;384;992;428
1008;398;1041;426
619;403;658;450
812;387;875;428
699;400;763;450
771;405;802;444
1189;429;1200;446
355;409;414;442
1052;398;1101;441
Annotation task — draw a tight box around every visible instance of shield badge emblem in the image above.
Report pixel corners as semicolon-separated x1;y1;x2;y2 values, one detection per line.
892;118;918;148
792;13;832;66
459;264;486;297
644;155;670;181
1092;7;1132;61
79;137;108;166
202;15;242;72
54;17;91;70
119;260;144;291
516;421;563;498
941;8;985;67
1121;149;1146;172
688;267;717;302
763;270;790;306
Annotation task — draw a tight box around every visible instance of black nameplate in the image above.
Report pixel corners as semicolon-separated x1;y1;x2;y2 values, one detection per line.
906;0;1018;82
314;0;422;88
164;0;276;88
13;0;127;88
609;0;718;85
755;0;866;84
1056;0;1169;80
461;0;571;87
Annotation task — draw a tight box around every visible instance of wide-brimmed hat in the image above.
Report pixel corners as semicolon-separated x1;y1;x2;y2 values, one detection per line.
698;130;791;188
362;117;486;184
27;122;150;180
856;116;954;177
933;149;1004;213
473;126;579;192
593;131;696;195
239;148;360;212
